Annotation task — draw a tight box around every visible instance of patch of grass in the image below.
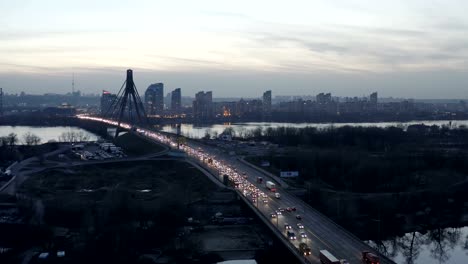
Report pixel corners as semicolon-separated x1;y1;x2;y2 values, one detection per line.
114;132;166;156
19;160;218;202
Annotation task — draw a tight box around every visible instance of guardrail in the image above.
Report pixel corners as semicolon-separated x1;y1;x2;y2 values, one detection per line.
237;156;289;188
189;156;309;263
240;159;396;264
236;190;310;264
0;161;18;192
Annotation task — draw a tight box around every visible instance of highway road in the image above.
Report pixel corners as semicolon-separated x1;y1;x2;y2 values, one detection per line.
186;140;394;264
78;115;395;264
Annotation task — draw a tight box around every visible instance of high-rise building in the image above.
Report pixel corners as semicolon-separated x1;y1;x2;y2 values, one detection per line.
316;93;332;104
145;83;164;115
262;90;272;115
171;88;182;114
370;92;378;105
193;91;213;120
100;90;117;115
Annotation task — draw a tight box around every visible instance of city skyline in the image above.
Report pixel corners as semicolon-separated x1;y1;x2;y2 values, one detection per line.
1;1;468;98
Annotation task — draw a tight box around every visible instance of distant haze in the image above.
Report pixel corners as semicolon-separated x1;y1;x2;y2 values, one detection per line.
0;0;468;99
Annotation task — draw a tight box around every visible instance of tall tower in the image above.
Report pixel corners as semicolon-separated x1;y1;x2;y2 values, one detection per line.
145;83;164;115
193;91;213;120
171;88;182;115
263;90;272;115
370;92;378;104
102;69;147;137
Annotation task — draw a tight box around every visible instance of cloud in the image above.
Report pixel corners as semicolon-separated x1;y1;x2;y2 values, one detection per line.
201;10;252;19
242;19;468;73
433;19;468;31
0;30;120;41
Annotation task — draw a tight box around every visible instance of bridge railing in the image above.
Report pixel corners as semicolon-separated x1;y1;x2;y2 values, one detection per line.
236;190;311;264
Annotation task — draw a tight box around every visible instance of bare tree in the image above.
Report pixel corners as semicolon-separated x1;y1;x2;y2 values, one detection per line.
203;129;211;140
23;132;41;146
58;131;90;143
0;137;8;147
211;130;219;139
222;127;235;137
75;131;90;142
6;133;18;147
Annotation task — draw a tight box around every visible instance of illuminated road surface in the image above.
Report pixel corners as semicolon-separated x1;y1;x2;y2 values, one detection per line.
77;115;395;264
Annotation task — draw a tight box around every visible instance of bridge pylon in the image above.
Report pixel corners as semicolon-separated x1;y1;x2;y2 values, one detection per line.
102;69;148;137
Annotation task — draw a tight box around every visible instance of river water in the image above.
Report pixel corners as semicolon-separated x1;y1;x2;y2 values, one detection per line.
0;126;99;144
161;120;468;139
370;226;468;264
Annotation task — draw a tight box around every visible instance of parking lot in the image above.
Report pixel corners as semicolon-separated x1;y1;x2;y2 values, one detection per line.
67;142;127;161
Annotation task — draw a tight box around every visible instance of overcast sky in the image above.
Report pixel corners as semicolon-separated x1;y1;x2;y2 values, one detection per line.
1;0;467;98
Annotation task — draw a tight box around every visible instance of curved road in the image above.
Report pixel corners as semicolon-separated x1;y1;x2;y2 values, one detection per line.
186;140;395;264
77;115;395;264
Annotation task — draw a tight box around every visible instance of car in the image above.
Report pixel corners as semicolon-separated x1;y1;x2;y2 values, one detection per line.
278;207;285;212
270;213;277;218
276;210;282;215
299;243;311;256
297;223;304;229
263;199;268;204
291;207;297;211
286;207;293;212
287;230;296;240
284;223;292;230
300;232;307;238
296;214;302;220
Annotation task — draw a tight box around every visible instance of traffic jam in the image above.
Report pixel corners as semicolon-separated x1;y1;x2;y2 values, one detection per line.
77;115;313;259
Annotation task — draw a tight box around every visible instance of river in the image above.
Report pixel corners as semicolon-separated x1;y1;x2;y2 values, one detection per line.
369;226;468;264
160;120;468;138
0;126;99;144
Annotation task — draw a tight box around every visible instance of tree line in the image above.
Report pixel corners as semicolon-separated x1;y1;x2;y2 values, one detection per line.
225;124;468;151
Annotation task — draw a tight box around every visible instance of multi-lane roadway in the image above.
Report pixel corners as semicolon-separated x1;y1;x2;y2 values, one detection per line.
184;139;394;264
77;115;395;264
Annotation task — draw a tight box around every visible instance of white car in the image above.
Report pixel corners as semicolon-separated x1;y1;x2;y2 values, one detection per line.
297;223;304;229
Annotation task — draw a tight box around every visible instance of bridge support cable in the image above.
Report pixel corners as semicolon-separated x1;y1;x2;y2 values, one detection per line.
101;69;148;137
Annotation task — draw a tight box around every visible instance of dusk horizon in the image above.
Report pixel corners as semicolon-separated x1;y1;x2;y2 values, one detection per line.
1;0;468;98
